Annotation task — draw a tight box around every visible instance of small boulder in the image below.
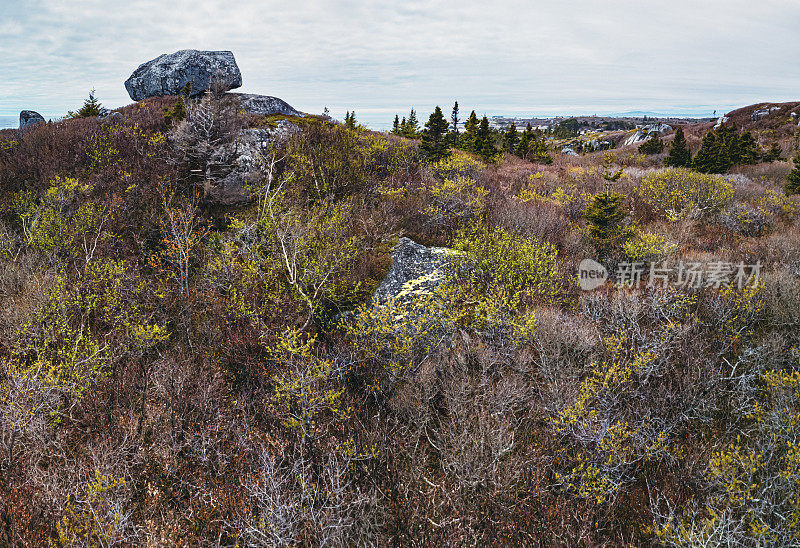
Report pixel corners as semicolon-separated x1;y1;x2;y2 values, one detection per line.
374;238;460;304
232;93;303;117
125;49;242;101
19;110;45;130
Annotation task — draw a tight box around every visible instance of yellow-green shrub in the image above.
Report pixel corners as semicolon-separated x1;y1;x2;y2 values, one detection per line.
639;168;734;219
623;230;677;262
452;221;562;306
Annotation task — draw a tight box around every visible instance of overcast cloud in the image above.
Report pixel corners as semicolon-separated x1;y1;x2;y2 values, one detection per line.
1;0;799;127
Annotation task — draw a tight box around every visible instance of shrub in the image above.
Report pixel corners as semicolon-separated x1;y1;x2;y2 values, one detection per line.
623;230;677;262
717;203;771;237
639;168;734;219
452;221;562;306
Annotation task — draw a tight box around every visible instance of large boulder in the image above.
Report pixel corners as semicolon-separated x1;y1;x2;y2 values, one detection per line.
124;49;242;101
19;110;45;130
374;238;460;304
231;93;303;117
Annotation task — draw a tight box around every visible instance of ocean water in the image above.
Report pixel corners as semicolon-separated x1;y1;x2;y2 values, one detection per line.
0;116;18;130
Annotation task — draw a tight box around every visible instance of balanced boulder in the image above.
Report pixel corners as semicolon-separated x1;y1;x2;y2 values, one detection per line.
124;49;242;101
19;110;45;130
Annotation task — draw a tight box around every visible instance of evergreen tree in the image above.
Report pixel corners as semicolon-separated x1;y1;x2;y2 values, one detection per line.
344;111;357;129
738;131;759;165
75;89;103;118
765;142;784;162
420;106;451;161
528;133;553;164
583;191;629;256
463;110;480;153
400;116;408;136
503;122;519;153
786;154;800;194
638;136;664;155
693;131;720;173
665;126;691;167
517;123;532;158
392;115;400;135
404;109;419;138
449;101;460;146
164;95;187;124
477;116;497;162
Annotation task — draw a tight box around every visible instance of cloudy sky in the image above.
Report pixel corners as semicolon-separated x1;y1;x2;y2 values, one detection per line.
1;0;799;128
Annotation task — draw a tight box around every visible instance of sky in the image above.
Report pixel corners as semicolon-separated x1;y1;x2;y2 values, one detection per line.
1;0;799;129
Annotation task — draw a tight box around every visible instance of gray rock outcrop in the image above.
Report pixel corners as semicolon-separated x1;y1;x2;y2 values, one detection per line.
374;238;461;304
19;110;45;130
623;123;672;146
231;93;303;117
124;49;242;101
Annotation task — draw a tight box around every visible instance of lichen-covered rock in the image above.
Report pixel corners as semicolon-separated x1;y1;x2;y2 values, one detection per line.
124;50;242;101
231;93;303;117
19;110;44;130
374;238;461;304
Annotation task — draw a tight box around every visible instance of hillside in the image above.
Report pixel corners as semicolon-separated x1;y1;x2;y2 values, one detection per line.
1;91;800;546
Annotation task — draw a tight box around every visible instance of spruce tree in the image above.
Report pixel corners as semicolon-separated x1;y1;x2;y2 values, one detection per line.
638;136;664;155
463;111;480;153
75;89;103;118
392;115;400;135
529;133;553;164
665;126;691;167
738;131;759;165
503;122;519;153
765;142;784;162
420;106;451;161
786;154;800;194
405;109;419;138
450;101;460;146
344;111;357;129
517;123;532;159
477;116;497;162
693;131;721;173
400;116;408;136
583;191;629;256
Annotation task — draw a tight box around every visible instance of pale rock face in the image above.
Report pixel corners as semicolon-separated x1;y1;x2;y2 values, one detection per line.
374;238;461;304
19;110;45;130
124;50;242;101
231;93;303;117
624;123;672;146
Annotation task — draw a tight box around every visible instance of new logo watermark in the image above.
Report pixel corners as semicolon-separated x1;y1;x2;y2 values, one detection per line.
578;260;761;291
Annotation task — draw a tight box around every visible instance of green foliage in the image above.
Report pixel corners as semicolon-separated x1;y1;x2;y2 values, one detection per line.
72;89;103;118
453;220;562;306
57;470;132;546
623;230;676;262
765;142;784;162
664;126;691;167
502;122;519;153
582;191;631;255
269;328;349;438
449;101;460;146
786;153;800;194
692;124;756;173
420;105;451;161
639;168;734;219
638;136;664;155
163;95;188;124
344;110;357;129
